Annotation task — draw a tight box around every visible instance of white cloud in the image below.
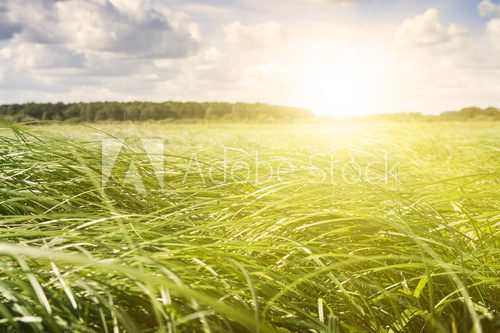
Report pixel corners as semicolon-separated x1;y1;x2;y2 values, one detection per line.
396;8;468;47
478;0;500;17
0;3;20;40
0;0;203;103
390;6;500;114
3;0;199;59
486;18;500;48
0;43;84;70
223;21;287;46
479;1;500;49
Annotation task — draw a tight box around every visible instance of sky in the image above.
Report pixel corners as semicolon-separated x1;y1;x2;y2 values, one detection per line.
1;0;500;116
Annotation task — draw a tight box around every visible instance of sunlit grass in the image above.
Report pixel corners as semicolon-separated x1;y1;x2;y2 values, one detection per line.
0;122;499;332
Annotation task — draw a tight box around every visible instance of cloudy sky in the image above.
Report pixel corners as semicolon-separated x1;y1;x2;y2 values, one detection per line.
1;0;500;115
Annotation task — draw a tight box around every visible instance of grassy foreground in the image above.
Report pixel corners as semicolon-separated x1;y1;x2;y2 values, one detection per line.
0;122;499;332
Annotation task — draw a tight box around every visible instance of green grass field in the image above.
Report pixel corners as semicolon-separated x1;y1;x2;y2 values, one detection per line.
0;122;499;332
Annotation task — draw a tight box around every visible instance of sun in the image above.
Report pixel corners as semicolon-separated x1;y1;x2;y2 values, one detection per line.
294;42;395;116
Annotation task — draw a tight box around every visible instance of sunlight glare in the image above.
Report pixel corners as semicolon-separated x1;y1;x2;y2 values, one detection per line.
295;42;395;116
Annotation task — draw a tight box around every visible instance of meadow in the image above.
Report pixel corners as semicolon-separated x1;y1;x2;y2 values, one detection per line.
0;121;498;332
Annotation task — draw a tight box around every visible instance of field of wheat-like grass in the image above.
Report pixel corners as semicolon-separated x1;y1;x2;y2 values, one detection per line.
0;122;498;332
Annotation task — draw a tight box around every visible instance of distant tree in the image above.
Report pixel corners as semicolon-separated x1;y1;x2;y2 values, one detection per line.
206;103;232;119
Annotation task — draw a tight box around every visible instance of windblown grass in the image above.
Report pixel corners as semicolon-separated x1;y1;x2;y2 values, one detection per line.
0;122;499;332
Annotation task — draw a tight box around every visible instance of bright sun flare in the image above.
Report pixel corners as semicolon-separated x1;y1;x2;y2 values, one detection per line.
295;42;395;116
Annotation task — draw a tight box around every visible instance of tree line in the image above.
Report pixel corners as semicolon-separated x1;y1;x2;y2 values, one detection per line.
0;103;499;123
440;107;500;121
0;101;313;123
359;107;500;122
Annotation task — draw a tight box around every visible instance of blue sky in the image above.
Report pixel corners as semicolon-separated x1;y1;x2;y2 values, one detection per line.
1;0;500;115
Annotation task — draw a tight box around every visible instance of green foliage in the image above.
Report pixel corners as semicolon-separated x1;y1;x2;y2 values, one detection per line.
0;122;499;332
365;108;500;122
2;102;500;124
441;107;500;121
0;102;313;123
